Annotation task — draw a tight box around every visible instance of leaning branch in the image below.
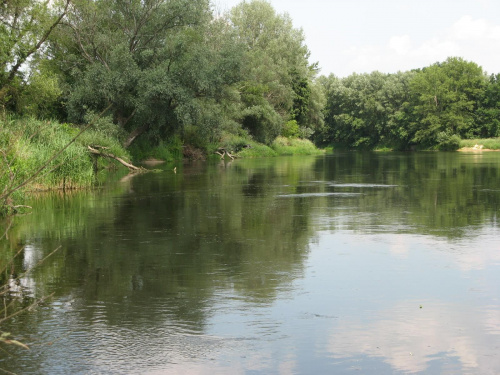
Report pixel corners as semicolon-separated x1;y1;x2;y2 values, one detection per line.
87;146;143;172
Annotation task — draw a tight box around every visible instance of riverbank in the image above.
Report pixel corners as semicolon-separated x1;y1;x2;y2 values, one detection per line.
459;138;500;151
0;118;323;215
0;117;132;215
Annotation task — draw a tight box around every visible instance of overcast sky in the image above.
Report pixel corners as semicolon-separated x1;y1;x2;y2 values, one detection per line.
216;0;500;77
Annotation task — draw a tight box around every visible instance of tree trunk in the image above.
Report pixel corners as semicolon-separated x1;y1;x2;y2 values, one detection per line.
123;124;149;149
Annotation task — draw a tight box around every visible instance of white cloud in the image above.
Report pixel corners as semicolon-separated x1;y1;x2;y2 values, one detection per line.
388;35;412;55
328;301;500;373
337;16;500;76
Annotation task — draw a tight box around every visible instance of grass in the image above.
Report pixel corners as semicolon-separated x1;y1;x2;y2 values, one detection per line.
128;136;184;162
0;117;131;215
271;136;324;156
459;138;500;150
215;133;323;158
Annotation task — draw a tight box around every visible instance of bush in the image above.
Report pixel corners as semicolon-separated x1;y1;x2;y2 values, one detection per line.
271;136;323;155
437;133;461;151
281;120;299;138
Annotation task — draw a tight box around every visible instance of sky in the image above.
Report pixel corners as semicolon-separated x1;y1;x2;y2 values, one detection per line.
216;0;500;77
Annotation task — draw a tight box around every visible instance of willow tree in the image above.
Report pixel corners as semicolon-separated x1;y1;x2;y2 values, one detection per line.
53;0;241;148
228;0;319;144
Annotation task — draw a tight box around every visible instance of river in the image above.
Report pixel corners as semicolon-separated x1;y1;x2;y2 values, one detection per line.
1;152;499;374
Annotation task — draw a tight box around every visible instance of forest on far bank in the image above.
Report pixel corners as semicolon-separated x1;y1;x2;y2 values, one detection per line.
320;57;500;151
1;0;500;159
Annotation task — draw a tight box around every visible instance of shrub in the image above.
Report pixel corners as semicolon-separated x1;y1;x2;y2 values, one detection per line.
271;136;323;155
437;133;461;151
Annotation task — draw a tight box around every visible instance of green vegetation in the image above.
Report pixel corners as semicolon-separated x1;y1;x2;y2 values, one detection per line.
0;117;131;215
318;58;500;151
1;0;324;213
271;136;323;156
459;138;500;150
2;0;500;215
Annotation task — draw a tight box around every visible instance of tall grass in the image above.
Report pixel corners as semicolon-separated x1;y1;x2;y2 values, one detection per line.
0;117;131;214
271;136;324;156
128;136;183;162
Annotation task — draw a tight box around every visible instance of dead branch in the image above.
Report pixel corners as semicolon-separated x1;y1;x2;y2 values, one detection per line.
87;146;144;172
215;148;235;160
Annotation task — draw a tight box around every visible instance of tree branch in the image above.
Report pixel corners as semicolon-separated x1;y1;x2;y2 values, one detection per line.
7;0;71;82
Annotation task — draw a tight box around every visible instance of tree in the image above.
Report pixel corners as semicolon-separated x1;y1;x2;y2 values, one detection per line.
52;0;241;149
0;0;70;111
228;0;316;144
320;70;416;150
476;73;500;138
409;57;486;147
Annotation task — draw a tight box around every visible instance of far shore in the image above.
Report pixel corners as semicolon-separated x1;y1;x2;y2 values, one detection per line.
458;146;500;152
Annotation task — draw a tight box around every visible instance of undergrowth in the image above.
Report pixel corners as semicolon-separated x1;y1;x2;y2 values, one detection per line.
0;117;131;215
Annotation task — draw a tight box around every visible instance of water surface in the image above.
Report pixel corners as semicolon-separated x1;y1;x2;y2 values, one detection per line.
1;152;499;374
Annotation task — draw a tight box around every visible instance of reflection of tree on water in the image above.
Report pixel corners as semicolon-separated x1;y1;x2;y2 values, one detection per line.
0;157;318;372
313;152;500;237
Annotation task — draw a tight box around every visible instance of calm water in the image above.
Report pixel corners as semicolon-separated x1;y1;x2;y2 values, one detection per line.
1;152;500;374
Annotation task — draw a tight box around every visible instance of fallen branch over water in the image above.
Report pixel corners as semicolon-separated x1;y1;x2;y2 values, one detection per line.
215;148;235;160
87;146;144;172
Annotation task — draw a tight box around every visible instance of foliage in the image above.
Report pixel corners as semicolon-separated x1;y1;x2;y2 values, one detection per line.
476;74;500;138
128;136;184;162
320;57;497;151
459;138;500;150
53;0;244;151
236;142;278;158
271;136;323;155
436;133;461;151
320;71;415;149
1;0;500;156
229;0;320;144
410;57;486;145
282;120;300;138
0;0;70;113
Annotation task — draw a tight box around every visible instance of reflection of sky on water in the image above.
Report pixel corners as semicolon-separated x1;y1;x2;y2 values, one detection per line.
328;301;500;374
4;154;500;374
129;228;500;374
18;228;499;374
314;230;500;374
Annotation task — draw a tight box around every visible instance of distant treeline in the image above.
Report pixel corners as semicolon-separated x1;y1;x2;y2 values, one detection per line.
317;57;500;150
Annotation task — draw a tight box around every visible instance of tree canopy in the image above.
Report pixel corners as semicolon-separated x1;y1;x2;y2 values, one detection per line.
320;57;497;150
1;0;499;154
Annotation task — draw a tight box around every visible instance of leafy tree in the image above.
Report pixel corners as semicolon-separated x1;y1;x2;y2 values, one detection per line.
409;57;486;147
320;72;412;149
0;0;70;112
52;0;241;149
476;73;500;138
228;0;316;144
